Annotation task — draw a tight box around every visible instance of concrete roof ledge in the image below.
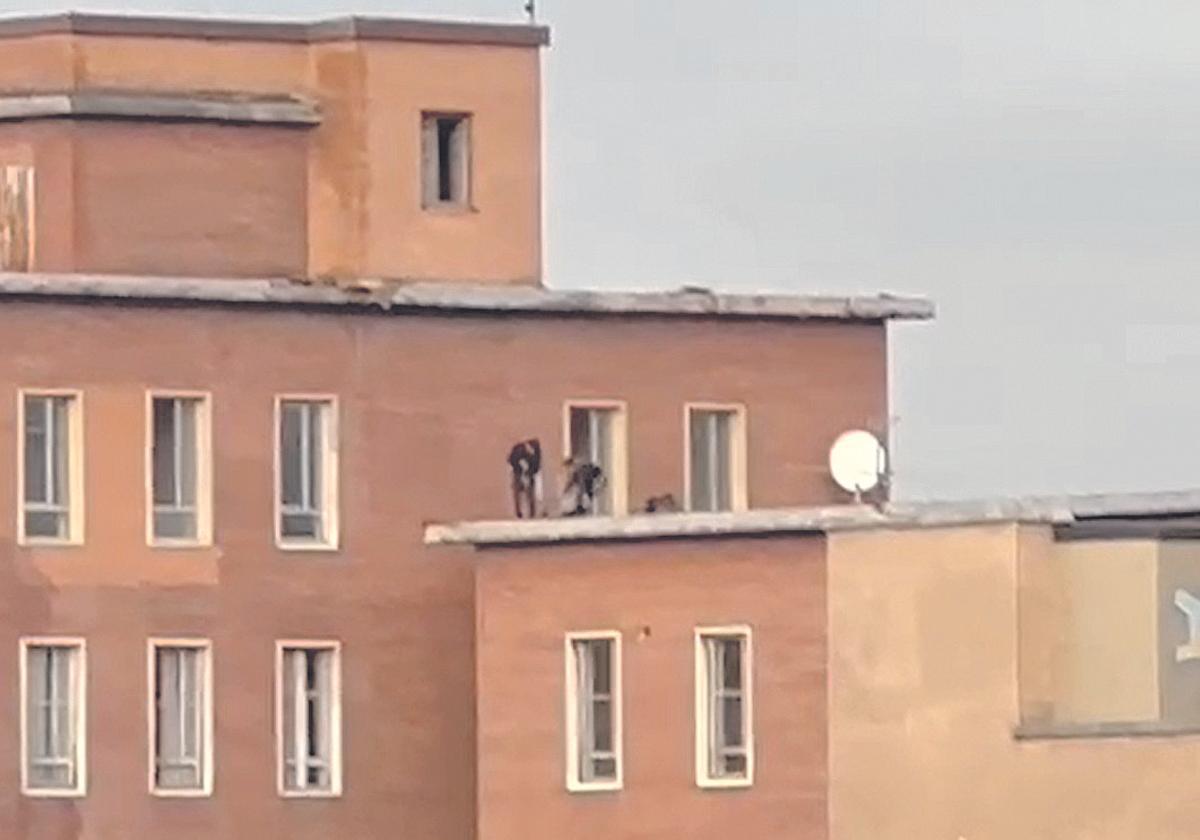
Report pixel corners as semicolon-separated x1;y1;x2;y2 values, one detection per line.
424;490;1200;547
422;499;1079;548
0;90;321;126
0;11;550;47
0;273;935;322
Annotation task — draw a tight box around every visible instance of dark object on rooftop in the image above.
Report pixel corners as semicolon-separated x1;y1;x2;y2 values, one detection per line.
507;439;542;519
562;458;605;517
644;494;678;514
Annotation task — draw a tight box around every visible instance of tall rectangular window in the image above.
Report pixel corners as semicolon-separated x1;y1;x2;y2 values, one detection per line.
21;639;85;796
564;402;628;516
565;632;622;791
276;398;338;549
695;627;753;788
277;643;341;796
421;112;471;209
149;395;211;545
686;405;747;513
149;641;212;795
21;391;82;543
1;164;34;271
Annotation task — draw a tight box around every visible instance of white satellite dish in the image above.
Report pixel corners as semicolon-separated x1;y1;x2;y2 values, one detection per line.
829;430;886;498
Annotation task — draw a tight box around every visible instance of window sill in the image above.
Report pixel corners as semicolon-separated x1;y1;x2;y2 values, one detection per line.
149;539;213;550
19;537;84;548
696;776;753;790
276;540;340;553
278;788;341;799
566;780;623;794
151;787;212;798
422;202;477;216
1014;720;1200;741
22;786;86;798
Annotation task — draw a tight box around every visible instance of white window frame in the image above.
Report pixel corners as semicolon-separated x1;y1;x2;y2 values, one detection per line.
562;400;629;517
147;638;214;797
17;389;85;546
683;403;748;513
145;391;213;548
19;636;87;797
273;395;339;551
274;640;342;798
694;625;754;789
564;630;623;793
420;111;473;211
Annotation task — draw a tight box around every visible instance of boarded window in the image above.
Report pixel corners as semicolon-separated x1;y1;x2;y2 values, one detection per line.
421;113;471;208
0;165;33;271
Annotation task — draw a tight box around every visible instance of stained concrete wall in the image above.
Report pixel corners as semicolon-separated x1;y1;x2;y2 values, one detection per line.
829;524;1200;840
1045;540;1160;724
0;29;542;283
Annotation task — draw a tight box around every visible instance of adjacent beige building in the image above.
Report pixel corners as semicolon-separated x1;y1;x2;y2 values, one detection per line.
829;504;1200;840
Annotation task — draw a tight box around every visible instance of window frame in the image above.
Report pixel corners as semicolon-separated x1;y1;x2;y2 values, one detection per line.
273;395;340;552
145;391;213;548
19;636;87;797
563;630;623;793
420;111;474;212
683;402;748;514
274;639;343;798
694;625;754;790
146;638;214;797
17;389;84;546
561;400;629;517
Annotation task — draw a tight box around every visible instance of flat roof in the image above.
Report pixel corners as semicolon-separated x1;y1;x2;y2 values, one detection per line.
0;273;935;323
423;489;1200;547
0;11;550;47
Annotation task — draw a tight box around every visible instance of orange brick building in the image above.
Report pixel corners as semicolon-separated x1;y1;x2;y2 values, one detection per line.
0;12;930;840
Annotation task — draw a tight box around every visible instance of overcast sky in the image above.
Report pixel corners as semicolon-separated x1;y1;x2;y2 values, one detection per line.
8;0;1199;500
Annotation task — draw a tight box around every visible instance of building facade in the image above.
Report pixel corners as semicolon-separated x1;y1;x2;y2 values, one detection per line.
0;12;932;839
435;495;1200;840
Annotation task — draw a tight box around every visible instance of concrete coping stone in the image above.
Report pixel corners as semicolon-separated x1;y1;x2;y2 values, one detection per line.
1013;720;1200;741
423;489;1200;547
0;11;550;48
0;273;936;322
0;90;321;126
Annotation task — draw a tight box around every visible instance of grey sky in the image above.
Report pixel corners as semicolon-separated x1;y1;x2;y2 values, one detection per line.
8;0;1200;500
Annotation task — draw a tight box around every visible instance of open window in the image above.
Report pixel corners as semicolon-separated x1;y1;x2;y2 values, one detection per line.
685;404;747;513
276;641;342;797
563;401;628;516
565;631;622;792
695;626;753;788
19;390;84;545
421;112;472;209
